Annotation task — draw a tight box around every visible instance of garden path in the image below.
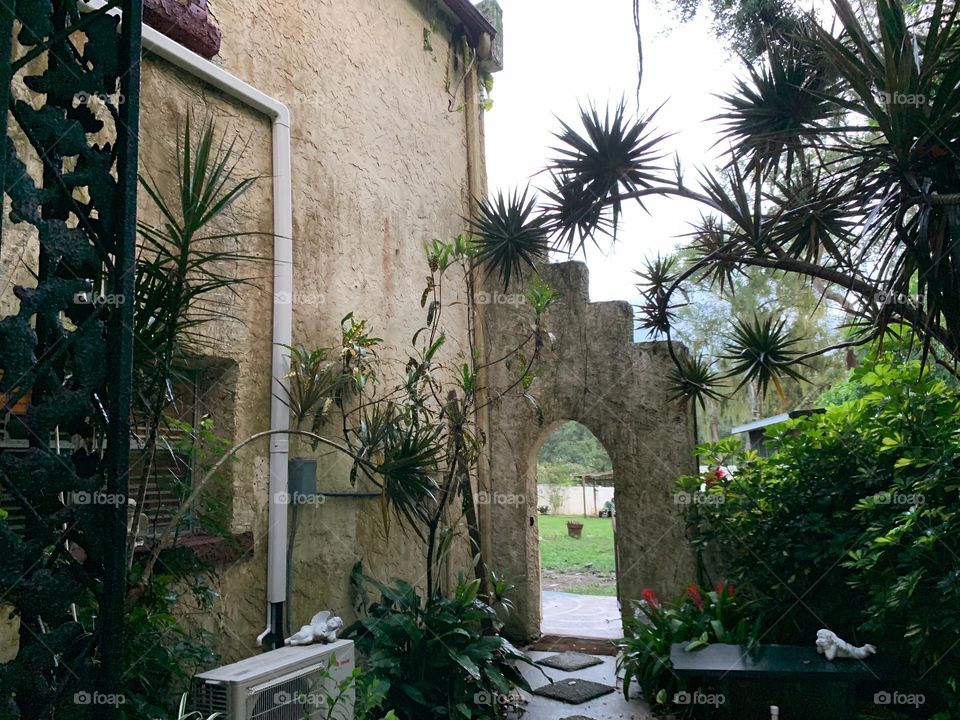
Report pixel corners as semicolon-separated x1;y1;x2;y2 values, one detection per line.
541;591;622;639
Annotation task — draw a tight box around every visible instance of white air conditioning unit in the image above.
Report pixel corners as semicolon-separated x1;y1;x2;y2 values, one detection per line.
192;640;355;720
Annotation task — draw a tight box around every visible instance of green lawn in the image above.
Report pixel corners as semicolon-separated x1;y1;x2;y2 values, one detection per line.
538;515;616;573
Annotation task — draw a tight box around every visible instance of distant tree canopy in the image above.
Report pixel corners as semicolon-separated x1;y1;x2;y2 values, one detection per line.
537;422;611;484
662;0;804;59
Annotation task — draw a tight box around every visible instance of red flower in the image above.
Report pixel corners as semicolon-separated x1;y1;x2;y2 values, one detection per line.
714;582;735;598
641;587;660;609
704;468;726;487
685;582;704;609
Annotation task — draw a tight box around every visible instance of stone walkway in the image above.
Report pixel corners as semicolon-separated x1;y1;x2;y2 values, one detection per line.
511;651;652;720
541;591;623;639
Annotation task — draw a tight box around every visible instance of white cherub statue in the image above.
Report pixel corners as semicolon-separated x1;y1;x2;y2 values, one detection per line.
815;629;876;660
286;611;344;646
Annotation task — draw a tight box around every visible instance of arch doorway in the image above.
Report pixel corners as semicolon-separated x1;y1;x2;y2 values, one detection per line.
481;260;698;642
536;421;621;639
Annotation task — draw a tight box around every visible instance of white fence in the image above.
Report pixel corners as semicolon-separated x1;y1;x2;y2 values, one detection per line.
537;483;614;516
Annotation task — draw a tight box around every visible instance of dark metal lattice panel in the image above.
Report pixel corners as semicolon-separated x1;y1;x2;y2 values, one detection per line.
0;0;143;717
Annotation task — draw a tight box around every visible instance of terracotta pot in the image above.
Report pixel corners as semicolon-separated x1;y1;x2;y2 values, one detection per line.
1;388;31;415
566;521;584;539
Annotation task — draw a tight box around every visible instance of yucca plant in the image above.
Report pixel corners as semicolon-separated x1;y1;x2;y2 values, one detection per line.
471;0;960;410
130;115;261;559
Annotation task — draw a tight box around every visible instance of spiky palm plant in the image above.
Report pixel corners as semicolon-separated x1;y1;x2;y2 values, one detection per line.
130;116;261;556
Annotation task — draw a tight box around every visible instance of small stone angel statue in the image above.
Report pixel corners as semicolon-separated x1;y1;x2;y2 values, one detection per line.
286;610;344;646
815;629;876;660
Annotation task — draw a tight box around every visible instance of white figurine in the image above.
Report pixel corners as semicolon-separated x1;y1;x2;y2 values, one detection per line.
286;611;344;646
815;629;876;660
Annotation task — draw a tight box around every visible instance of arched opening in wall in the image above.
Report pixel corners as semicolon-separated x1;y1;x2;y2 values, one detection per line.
536;421;622;639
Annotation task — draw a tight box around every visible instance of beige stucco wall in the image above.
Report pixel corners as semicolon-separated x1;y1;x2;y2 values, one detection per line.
165;0;479;661
1;0;480;664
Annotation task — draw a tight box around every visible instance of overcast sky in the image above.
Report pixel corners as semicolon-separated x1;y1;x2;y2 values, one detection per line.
485;0;740;304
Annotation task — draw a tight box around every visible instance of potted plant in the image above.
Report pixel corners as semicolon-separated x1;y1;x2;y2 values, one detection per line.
567;520;584;538
277;344;345;497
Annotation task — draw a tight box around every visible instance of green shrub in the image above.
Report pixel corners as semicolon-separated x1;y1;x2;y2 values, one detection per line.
683;361;960;705
345;574;537;719
616;584;759;713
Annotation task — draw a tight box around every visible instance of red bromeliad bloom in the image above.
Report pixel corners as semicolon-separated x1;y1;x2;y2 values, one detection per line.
641;587;660;609
714;582;735;597
685;582;704;609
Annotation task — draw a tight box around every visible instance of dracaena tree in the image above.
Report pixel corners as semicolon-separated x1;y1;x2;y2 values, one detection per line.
471;0;960;409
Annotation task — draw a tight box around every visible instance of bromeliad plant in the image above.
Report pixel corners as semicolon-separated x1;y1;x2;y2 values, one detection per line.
616;584;759;713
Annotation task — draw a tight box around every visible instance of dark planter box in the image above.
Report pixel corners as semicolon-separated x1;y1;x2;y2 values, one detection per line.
566;521;583;538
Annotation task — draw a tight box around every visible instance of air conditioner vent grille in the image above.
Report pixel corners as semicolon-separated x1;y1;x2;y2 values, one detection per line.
192;679;228;715
250;671;326;720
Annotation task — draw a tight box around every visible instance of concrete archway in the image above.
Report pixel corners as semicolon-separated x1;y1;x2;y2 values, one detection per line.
481;261;697;641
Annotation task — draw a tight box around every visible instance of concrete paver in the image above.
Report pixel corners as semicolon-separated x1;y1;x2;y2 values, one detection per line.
541;591;623;640
511;651;652;720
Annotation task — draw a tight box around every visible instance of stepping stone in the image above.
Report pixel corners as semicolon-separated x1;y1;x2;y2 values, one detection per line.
538;651;604;672
533;678;615;704
561;716;596;720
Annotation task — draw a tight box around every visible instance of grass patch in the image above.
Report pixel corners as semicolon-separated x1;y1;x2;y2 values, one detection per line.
568;583;617;597
538;515;615;573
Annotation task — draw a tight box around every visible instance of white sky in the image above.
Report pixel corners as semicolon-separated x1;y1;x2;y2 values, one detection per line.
485;0;741;304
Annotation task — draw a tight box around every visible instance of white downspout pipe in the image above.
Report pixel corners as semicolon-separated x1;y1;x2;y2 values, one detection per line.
81;1;294;648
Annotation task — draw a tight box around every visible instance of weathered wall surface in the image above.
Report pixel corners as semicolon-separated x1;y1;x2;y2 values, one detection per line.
1;0;479;663
169;0;479;661
482;261;698;640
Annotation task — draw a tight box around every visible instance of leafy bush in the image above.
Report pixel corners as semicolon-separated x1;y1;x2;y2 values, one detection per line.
345;574;537;719
683;361;960;705
616;584;758;712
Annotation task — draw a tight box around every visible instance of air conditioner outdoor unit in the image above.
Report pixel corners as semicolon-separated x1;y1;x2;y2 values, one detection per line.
192;640;355;720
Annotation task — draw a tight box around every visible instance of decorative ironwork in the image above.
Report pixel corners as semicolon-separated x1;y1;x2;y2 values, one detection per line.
0;1;141;718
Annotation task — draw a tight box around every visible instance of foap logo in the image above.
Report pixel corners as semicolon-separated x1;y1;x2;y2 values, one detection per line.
73;291;126;306
876;91;927;107
74;91;125;106
274;690;325;706
274;491;326;507
674;491;724;507
70;491;127;507
475;291;526;306
875;491;924;506
274;290;327;306
673;690;725;707
473;691;513;707
73;691;126;706
475;491;525;506
874;690;925;708
875;289;924;307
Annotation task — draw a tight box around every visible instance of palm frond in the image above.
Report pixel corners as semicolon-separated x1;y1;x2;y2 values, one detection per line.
470;188;551;290
545;101;672;249
722;314;809;400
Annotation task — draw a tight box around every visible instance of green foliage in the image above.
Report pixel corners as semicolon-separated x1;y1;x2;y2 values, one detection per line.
616;584;759;711
278;345;346;446
683;361;960;705
345;575;537;720
538;421;610;472
121;555;220;719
